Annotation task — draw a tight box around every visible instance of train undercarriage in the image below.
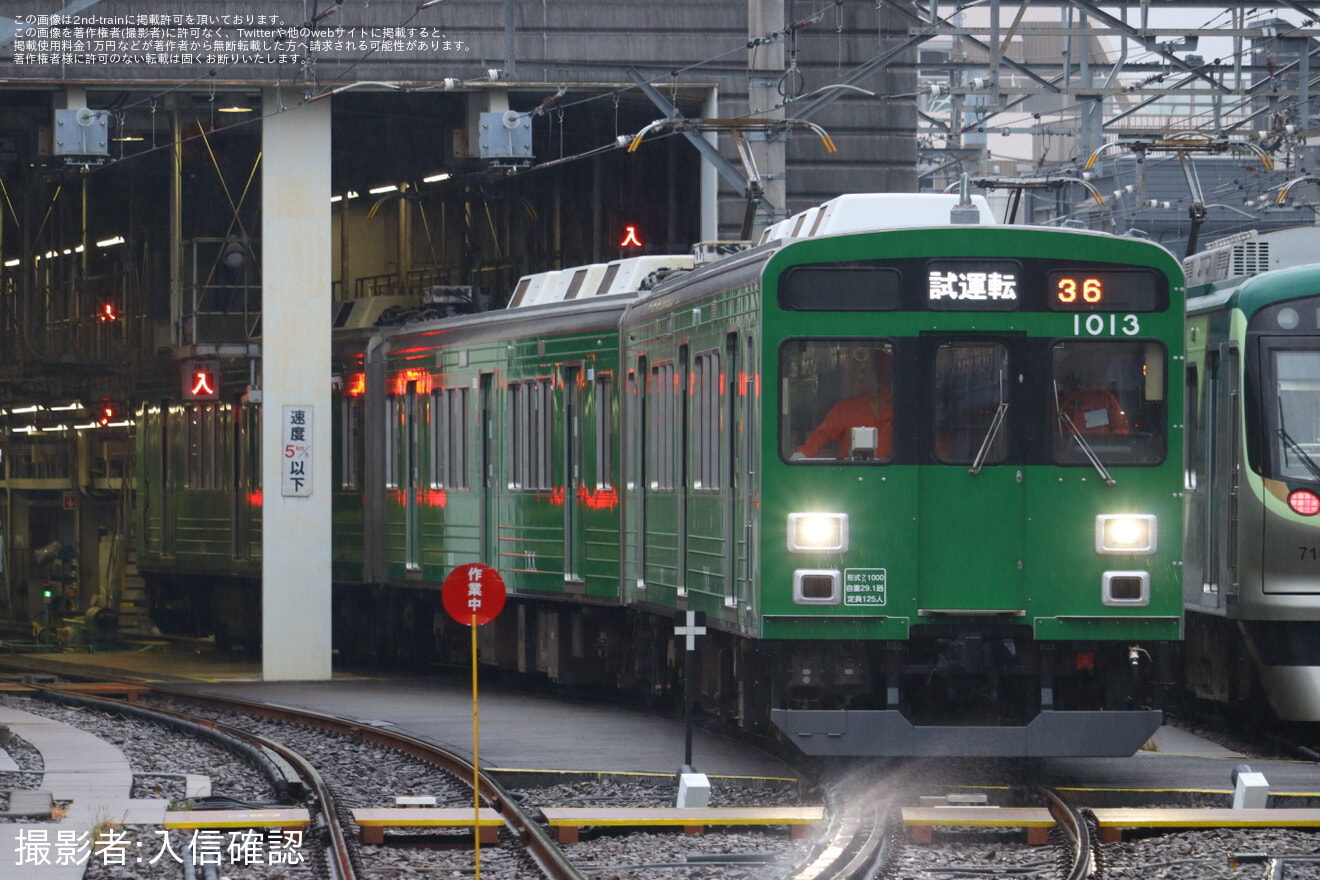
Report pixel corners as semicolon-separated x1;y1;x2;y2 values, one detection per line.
1183;611;1320;724
142;574;1169;756
326;583;1170;757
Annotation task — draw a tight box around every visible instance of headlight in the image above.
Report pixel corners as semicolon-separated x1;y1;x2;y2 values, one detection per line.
1095;514;1156;554
787;513;849;552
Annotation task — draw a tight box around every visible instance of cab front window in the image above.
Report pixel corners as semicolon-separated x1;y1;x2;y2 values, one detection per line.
781;340;894;463
1267;349;1320;483
1051;340;1166;465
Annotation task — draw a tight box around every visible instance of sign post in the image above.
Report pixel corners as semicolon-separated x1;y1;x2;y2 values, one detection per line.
673;610;709;808
673;610;707;769
442;563;507;880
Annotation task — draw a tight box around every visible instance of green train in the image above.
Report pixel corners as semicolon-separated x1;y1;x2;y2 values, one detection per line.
1182;227;1320;722
137;192;1185;756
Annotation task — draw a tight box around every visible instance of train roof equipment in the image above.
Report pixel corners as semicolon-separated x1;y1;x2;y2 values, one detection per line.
1184;227;1320;286
551;264;609;302
758;192;998;244
507;255;696;308
507;269;563;308
331;296;422;330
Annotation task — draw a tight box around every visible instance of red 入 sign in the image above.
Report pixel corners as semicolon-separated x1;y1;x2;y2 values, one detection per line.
441;563;507;627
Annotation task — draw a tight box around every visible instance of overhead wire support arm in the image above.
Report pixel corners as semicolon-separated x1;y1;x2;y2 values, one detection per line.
1084;135;1276;174
625;69;769;211
788;33;936;122
945;175;1108;221
1275;174;1320;204
626;116;836;240
1084;135;1274;257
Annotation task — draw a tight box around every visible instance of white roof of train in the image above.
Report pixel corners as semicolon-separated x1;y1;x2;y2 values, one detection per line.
509;194;999;308
759;193;998;243
508;254;695;308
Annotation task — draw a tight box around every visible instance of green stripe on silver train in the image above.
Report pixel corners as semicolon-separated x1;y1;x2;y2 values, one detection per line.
1184;227;1320;722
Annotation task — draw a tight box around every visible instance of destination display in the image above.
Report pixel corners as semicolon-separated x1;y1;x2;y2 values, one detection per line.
1046;268;1162;312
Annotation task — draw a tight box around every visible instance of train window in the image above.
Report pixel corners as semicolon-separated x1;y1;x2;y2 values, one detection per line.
429;390;444;488
340;396;361;490
595;373;614;490
932;342;1010;464
781;340;894;463
778;265;902;311
184;405;198;487
1265;349;1320;483
508;383;524;489
384;396;399;490
507;379;552;490
626;369;638;493
1184;364;1199;493
535;379;552;489
184;403;220;489
429;388;470;491
650;363;675;489
693;351;720;490
1051;341;1166;466
449;388;469;490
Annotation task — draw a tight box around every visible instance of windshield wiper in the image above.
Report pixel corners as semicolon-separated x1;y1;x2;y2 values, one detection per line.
969;402;1009;475
1276;398;1320;482
1054;382;1115;487
1277;427;1320;482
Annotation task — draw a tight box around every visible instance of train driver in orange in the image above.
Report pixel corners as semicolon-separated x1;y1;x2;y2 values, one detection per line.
1056;346;1129;435
793;348;894;459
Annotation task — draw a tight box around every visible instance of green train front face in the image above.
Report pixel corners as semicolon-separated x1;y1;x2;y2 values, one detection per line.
762;225;1185;756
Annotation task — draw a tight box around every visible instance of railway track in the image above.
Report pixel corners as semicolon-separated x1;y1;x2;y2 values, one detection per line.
4;682;815;879
6;677;1320;880
786;795;891;880
789;785;1096;880
83;685;584;880
1042;787;1098;880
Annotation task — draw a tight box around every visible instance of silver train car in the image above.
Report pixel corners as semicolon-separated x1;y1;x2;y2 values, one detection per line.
1183;227;1320;721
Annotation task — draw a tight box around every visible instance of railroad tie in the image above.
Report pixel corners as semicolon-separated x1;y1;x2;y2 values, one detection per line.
538;806;825;845
163;809;311;832
1090;807;1320;843
901;807;1056;845
349;807;504;846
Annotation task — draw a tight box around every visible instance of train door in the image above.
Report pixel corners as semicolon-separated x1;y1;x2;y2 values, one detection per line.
140;404;159;554
722;332;740;609
404;382;421;572
563;365;585;583
1200;346;1239;602
232;396;250;559
632;358;648;593
479;373;497;566
739;333;759;618
160;401;175;556
678;345;690;596
917;336;1026;612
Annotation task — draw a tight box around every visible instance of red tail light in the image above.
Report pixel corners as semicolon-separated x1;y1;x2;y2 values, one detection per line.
1288;489;1320;516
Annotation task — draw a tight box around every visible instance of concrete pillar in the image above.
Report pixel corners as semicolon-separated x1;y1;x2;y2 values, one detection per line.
701;89;719;243
748;0;786;233
261;92;333;680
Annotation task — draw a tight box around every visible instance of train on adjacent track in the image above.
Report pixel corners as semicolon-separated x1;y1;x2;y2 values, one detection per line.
135;192;1189;757
1182;227;1320;723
